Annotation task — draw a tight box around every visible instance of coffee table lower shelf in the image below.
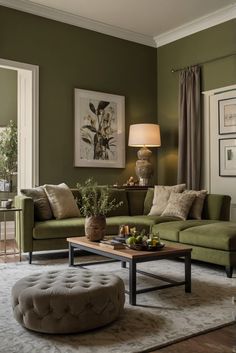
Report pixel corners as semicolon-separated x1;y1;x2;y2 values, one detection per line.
67;237;192;306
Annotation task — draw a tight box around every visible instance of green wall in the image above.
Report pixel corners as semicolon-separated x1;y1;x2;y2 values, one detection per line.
0;5;157;187
0;68;17;125
157;19;236;185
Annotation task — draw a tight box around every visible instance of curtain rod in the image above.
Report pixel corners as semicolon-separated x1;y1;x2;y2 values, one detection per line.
171;52;236;73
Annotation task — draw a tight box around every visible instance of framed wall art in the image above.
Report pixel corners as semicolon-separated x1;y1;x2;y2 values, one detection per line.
74;89;125;168
218;97;236;134
219;138;236;177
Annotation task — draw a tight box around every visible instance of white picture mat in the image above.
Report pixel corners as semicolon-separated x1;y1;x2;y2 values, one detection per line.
219;138;236;176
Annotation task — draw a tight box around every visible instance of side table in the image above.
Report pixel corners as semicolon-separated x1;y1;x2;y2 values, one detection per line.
0;207;22;262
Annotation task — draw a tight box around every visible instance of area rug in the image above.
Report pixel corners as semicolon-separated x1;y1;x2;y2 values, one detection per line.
0;255;235;353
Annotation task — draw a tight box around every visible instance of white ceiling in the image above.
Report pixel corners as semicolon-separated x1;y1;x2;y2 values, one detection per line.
2;0;236;46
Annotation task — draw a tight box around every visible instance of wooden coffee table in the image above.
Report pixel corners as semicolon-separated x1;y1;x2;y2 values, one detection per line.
67;237;192;305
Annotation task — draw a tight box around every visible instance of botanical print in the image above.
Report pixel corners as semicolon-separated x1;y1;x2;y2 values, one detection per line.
74;89;125;168
225;146;236;170
80;98;117;161
224;104;236;127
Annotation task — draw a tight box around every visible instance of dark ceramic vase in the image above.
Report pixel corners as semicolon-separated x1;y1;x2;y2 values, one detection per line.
85;215;106;241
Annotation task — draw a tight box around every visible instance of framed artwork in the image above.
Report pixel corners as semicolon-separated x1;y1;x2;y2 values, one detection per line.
219;138;236;177
74;89;125;168
218;97;236;134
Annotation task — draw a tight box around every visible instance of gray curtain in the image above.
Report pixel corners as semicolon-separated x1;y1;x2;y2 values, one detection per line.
177;65;201;190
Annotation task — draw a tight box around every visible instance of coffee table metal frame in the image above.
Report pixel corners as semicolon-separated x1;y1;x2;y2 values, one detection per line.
67;237;192;305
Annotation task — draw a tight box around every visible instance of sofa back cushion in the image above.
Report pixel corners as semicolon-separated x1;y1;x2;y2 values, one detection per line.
21;187;53;221
202;194;231;221
127;190;147;215
105;189;129;217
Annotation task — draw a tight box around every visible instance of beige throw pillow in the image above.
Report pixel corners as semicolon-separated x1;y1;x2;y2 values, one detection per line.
149;184;186;216
44;183;80;219
21;186;53;221
183;189;208;220
161;192;196;220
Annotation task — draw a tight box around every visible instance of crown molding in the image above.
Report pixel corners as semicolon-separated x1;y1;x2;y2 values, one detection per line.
154;4;236;48
0;0;156;47
1;0;235;49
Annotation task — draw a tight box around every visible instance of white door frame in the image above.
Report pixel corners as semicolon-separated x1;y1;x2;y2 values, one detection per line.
0;58;39;192
202;83;236;220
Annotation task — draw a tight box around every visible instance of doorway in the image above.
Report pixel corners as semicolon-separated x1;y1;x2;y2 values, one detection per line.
202;84;236;221
0;58;39;192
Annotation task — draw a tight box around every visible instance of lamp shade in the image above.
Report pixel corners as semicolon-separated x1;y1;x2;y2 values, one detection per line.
128;124;161;147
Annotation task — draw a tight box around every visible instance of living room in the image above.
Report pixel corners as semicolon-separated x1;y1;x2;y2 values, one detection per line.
0;1;236;352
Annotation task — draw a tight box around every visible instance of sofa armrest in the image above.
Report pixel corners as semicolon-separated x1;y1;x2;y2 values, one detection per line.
15;195;35;252
202;194;231;221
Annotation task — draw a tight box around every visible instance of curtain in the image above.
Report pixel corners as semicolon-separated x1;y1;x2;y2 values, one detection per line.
177;65;201;190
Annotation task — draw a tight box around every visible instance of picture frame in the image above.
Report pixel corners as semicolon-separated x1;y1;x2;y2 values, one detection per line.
218;97;236;134
219;138;236;177
74;89;125;168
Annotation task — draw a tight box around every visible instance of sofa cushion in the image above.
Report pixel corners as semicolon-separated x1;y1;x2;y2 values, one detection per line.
152;220;219;242
183;190;207;220
202;194;231;221
161;193;196;220
179;222;236;251
149;184;186;216
44;183;80;220
106;215;178;235
21;187;53;221
34;218;85;239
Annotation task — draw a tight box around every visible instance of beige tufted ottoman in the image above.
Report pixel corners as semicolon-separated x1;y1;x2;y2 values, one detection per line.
11;269;125;334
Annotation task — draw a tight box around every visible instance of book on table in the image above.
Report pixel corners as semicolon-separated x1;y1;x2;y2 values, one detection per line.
99;240;126;250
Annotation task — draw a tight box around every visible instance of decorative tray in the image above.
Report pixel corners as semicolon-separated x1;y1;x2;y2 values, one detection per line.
127;242;165;251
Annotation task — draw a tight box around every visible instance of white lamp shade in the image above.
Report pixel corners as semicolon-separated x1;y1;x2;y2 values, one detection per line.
128;123;161;147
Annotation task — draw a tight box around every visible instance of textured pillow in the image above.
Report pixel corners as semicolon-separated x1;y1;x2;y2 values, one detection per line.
44;183;80;220
149;184;186;216
161;192;196;220
21;187;53;221
183;189;208;220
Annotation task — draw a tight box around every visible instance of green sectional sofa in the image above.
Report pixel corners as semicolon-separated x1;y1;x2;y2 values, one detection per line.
15;188;236;277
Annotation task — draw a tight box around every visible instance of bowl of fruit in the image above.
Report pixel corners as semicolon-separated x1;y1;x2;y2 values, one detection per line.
125;228;165;251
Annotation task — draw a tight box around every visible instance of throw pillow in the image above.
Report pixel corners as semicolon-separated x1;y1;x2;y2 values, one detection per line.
149;184;186;216
183;189;208;220
44;183;80;220
21;187;53;221
161;192;196;220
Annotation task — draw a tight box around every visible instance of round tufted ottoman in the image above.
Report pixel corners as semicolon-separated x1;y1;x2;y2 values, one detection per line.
11;269;125;334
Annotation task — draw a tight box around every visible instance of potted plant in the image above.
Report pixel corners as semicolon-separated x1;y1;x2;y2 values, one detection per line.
0;120;17;193
77;178;123;241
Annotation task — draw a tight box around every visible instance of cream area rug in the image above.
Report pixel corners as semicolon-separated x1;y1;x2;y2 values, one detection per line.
0;254;235;353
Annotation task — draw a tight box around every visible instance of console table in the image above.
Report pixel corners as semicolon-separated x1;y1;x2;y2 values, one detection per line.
0;207;22;262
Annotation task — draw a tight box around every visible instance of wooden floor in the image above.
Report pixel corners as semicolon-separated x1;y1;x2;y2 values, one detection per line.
153;323;236;353
1;243;236;352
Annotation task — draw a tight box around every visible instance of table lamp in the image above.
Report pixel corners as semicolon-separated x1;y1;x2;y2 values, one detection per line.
128;123;161;186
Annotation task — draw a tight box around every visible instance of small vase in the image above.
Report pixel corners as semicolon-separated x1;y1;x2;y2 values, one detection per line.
85;215;106;242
